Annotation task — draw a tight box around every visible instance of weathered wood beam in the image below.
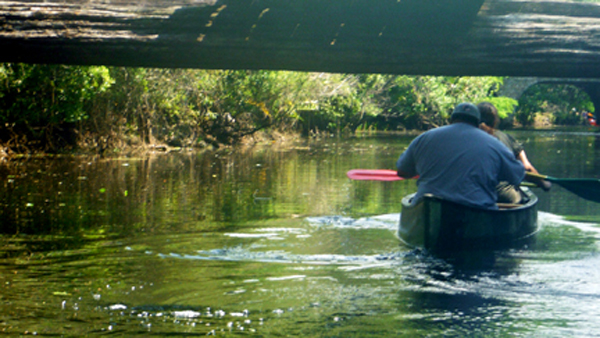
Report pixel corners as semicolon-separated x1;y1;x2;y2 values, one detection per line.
0;0;484;74
1;0;600;78
463;0;600;78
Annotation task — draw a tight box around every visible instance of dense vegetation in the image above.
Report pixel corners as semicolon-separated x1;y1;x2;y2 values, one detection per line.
517;84;595;126
0;63;594;154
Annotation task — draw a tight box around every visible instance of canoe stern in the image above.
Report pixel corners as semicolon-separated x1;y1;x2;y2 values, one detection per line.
399;189;539;253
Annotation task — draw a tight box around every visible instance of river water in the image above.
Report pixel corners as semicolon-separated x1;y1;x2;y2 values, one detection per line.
1;128;600;337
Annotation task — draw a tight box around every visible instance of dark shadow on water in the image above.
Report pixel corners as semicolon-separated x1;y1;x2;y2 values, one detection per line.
392;248;526;335
395;288;511;336
410;247;524;279
404;233;536;279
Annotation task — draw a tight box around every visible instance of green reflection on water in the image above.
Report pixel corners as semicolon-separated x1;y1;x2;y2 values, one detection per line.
0;136;417;238
1;131;600;336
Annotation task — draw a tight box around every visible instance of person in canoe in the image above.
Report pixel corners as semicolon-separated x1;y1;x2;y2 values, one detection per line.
477;101;551;203
396;102;525;210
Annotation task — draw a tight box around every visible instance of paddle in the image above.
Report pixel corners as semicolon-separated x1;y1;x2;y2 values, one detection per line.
346;169;543;189
346;170;600;203
525;172;600;203
346;169;409;181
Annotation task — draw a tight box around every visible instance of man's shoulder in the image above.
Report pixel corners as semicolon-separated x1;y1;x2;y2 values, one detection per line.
416;123;488;142
421;124;457;135
412;125;452;144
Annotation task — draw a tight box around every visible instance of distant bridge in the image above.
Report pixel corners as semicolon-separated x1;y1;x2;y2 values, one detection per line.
499;78;600;113
3;0;600;79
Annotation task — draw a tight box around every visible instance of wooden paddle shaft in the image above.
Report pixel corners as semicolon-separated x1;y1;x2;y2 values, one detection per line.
525;172;548;180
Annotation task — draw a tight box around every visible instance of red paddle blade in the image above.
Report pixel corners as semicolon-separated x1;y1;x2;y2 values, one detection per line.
347;169;407;181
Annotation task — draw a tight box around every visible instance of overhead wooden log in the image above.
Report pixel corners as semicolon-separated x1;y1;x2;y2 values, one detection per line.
1;0;600;78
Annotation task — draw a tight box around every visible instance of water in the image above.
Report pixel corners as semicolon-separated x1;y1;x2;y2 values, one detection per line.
1;129;600;337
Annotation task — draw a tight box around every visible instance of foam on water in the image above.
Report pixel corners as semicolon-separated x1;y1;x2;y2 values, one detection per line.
158;248;405;268
306;213;399;230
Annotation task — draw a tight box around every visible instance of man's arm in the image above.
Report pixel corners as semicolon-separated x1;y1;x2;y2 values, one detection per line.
499;151;526;186
517;150;537;173
396;146;417;179
397;169;413;178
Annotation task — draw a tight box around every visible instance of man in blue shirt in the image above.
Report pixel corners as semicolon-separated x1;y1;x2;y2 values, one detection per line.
396;102;525;210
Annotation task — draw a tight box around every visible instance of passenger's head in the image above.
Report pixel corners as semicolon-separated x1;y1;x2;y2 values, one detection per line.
477;102;499;129
450;102;480;127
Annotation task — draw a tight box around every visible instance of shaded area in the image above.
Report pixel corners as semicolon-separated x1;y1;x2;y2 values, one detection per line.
2;0;600;77
0;0;483;74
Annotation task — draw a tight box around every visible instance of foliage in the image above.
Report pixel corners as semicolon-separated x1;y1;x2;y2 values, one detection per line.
1;64;595;154
298;75;506;133
92;67;150;145
372;76;503;130
479;96;518;119
0;64;113;151
517;84;594;126
83;69;320;147
0;64;113;125
205;70;312;138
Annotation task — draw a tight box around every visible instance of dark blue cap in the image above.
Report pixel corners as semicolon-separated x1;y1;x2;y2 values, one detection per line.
451;103;480;123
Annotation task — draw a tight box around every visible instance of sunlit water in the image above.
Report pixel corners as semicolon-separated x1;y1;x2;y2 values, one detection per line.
2;129;600;337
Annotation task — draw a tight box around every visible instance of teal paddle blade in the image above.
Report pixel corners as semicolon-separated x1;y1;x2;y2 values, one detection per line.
548;177;600;204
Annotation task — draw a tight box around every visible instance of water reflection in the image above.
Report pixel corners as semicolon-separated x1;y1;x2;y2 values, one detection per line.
1;210;599;336
1;131;600;336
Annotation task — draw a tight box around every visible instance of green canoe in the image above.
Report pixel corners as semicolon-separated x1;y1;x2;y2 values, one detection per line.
398;188;539;254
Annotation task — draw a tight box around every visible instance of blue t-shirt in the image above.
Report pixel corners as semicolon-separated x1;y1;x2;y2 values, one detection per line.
396;123;525;210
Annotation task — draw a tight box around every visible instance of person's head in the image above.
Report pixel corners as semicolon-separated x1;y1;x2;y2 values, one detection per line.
450;102;480;127
477;102;500;129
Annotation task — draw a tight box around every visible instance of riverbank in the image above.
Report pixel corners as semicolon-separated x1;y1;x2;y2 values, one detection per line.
1;117;594;160
0;129;310;159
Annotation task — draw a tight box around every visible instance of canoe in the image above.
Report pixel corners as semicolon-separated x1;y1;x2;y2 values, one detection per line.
398;187;539;253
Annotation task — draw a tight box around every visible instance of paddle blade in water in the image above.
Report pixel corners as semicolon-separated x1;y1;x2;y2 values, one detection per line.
553;178;600;203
